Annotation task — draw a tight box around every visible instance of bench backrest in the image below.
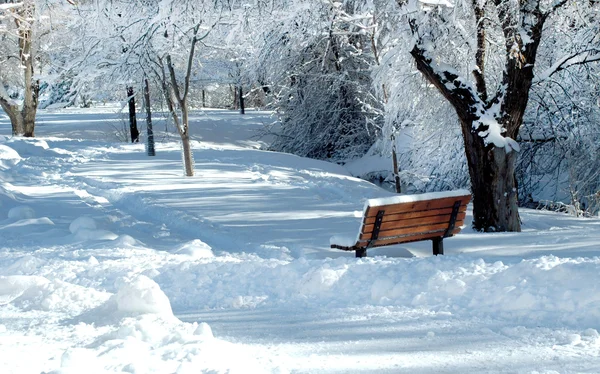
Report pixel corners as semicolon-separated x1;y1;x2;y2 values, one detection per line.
356;191;471;248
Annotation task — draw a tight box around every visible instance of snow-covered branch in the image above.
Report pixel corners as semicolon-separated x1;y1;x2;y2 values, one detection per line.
534;49;600;83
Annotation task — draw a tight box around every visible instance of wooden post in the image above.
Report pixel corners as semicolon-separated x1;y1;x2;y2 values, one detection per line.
432;237;444;256
127;86;140;143
202;89;206;108
391;133;401;193
356;248;367;258
143;78;155;156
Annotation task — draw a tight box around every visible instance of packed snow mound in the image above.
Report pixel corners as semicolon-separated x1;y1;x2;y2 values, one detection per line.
69;216;97;234
5;138;50;157
69;216;118;241
174;239;214;259
0;143;21;169
7;205;36;220
113;275;173;317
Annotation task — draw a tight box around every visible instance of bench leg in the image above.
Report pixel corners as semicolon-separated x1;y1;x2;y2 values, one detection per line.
356;248;367;258
432;237;444;256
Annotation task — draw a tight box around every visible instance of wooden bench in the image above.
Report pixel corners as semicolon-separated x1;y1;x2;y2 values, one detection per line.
331;190;471;257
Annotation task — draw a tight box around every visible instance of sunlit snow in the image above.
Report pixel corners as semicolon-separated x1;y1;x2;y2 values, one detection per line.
1;106;600;373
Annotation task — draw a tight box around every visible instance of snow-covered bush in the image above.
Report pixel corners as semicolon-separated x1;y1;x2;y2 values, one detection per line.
259;1;383;161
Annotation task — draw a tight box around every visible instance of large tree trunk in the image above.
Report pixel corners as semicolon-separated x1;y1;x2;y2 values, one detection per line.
0;2;39;137
461;121;521;232
0;100;23;136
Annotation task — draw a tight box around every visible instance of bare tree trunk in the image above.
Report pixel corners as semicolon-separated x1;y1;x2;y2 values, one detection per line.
232;85;239;109
127;87;140;143
461;121;520;231
180;104;194;176
391;133;401;194
0;1;39;137
144;78;155;156
239;86;245;114
0;100;23;136
20;21;38;138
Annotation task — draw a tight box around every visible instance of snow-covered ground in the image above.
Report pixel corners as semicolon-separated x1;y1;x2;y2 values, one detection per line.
1;106;600;373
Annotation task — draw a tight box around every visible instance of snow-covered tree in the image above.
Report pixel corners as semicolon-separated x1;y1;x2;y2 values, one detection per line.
0;0;56;136
391;0;600;232
69;0;231;176
258;0;383;161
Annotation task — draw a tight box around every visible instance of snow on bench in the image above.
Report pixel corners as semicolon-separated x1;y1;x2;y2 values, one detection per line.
331;190;471;257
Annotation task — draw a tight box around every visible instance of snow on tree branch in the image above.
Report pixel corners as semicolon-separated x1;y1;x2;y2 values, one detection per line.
534;49;600;83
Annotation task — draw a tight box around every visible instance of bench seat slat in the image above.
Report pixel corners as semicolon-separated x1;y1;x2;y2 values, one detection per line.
359;220;465;241
362;212;467;235
358;228;462;248
364;196;471;218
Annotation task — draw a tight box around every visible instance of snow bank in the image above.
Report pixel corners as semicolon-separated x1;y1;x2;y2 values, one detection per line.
155;255;600;328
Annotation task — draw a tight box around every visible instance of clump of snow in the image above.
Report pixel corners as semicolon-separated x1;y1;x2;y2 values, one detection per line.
194;322;213;338
113;234;138;247
7;205;36;220
174;239;214;259
58;348;104;374
69;216;118;241
300;266;348;295
5;255;46;275
0;275;110;313
0;144;21;169
418;0;454;8
329;234;357;247
366;189;470;209
475;113;520;153
69;216;97;234
73;228;118;241
113;275;173;317
0;275;49;305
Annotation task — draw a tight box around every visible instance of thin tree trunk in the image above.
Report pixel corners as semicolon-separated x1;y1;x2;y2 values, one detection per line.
391;133;401;193
127;87;140;143
239;86;245;114
180;105;194;176
144;78;155;156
